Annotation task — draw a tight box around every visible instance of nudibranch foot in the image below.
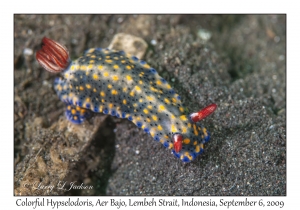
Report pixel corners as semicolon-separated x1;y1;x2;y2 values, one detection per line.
172;142;204;163
65;104;91;124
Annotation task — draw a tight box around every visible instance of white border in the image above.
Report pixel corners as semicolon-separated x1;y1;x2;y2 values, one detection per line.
4;0;297;209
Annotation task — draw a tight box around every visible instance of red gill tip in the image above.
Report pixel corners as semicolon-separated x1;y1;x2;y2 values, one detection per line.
173;134;183;153
190;103;217;123
36;37;70;73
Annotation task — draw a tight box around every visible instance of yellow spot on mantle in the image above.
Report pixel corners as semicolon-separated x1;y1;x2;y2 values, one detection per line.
185;152;193;161
195;145;200;153
146;96;153;101
126;75;132;81
164;98;170;104
111;89;118;95
180;115;187;121
56;85;62;91
193;124;199;136
93;74;99;80
80;109;86;115
87;48;95;53
158;105;165;112
152;115;158;121
71;109;76;115
203;127;207;136
135;86;141;92
171;124;177;133
183;138;190;144
112;75;119;81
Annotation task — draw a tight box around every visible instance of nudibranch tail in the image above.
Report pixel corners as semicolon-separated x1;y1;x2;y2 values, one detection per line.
189;103;217;123
36;37;70;73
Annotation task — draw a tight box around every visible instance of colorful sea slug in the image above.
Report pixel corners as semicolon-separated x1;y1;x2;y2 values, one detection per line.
36;37;217;162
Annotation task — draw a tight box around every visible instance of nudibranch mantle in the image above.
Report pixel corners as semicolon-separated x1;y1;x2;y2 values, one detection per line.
36;37;217;162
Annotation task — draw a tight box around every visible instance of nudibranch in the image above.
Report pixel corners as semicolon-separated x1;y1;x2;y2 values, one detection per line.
36;37;217;162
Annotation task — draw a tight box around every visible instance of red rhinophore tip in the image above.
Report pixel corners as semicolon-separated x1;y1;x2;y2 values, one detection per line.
173;134;183;153
190;103;217;123
36;37;70;73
